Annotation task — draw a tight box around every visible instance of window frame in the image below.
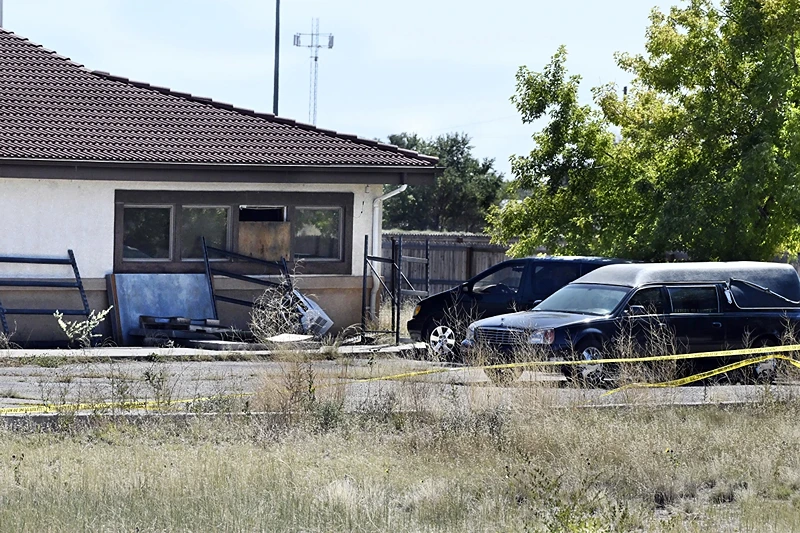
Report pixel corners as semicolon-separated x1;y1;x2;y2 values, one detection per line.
114;190;353;275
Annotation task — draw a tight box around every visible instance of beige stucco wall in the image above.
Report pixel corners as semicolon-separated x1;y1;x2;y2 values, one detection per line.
0;276;367;345
0;177;378;278
0;176;383;344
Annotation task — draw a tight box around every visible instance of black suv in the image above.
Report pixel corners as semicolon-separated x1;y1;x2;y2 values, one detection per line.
407;256;628;357
462;262;800;384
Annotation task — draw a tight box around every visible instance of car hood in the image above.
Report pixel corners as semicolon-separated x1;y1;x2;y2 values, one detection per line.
471;310;597;330
416;286;461;310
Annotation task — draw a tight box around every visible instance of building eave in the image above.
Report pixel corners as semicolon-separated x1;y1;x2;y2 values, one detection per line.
0;158;440;185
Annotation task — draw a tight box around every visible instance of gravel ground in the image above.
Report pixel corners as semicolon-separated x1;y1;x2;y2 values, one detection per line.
0;347;797;414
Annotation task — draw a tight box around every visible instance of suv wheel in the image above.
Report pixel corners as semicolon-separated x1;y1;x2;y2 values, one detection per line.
425;323;457;359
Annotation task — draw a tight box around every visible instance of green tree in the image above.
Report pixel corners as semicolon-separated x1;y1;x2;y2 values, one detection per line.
491;0;800;261
383;132;504;232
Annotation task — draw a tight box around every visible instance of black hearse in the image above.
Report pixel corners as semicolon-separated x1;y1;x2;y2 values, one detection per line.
407;256;628;357
461;262;800;384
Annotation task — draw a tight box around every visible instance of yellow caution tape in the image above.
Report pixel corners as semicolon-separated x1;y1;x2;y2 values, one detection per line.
3;344;799;415
0;393;252;416
603;354;800;395
350;343;800;384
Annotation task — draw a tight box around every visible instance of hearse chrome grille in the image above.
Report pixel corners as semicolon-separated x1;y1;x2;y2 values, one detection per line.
474;327;527;346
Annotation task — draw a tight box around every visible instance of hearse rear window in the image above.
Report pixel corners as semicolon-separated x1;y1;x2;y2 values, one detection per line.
667;286;719;314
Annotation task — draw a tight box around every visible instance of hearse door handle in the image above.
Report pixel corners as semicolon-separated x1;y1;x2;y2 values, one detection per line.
712;322;722;328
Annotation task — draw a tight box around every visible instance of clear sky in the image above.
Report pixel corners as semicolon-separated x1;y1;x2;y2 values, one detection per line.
2;0;676;177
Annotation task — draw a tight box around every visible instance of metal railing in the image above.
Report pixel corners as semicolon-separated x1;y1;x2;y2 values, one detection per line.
0;250;91;338
201;237;290;319
360;235;429;344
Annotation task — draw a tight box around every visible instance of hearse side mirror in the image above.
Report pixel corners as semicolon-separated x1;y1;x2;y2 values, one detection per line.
626;305;647;316
461;283;471;293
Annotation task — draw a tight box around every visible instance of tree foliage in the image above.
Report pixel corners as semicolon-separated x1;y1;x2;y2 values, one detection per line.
490;0;800;261
383;132;504;232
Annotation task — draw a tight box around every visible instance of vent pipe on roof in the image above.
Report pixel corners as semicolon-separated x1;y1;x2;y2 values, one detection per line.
273;0;280;115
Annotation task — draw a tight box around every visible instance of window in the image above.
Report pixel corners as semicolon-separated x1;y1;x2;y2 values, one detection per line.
473;264;524;294
294;207;342;260
180;206;229;259
122;206;172;260
536;284;629;315
532;263;582;296
667;286;719;314
627;287;666;315
115;190;353;274
239;206;285;222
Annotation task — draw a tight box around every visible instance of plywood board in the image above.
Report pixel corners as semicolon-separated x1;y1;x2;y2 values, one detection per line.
238;222;291;261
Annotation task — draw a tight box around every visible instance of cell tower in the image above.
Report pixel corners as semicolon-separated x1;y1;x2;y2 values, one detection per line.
293;18;334;125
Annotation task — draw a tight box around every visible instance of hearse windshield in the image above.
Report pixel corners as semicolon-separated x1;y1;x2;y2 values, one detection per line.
534;284;630;316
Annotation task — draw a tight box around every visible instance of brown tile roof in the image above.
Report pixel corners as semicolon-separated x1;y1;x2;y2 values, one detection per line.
0;29;437;168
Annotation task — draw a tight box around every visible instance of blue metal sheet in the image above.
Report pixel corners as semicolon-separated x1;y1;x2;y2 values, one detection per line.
107;274;215;346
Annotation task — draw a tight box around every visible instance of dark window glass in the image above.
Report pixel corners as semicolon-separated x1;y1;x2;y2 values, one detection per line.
532;263;582;296
294;208;342;260
473;264;524;294
123;207;171;260
180;207;229;259
239;206;285;222
668;286;719;314
627;287;666;314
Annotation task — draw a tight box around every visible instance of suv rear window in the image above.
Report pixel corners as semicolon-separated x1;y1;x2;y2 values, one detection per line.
667;286;719;314
532;263;583;295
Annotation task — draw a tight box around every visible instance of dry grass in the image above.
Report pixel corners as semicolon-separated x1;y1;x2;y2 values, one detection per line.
0;400;799;532
2;302;800;530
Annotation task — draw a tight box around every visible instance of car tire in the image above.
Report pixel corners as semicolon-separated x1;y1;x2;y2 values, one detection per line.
423;321;459;361
567;338;614;389
751;337;780;385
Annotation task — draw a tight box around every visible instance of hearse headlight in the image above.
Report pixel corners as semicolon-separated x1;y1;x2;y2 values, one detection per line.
529;328;555;345
413;305;422;317
465;324;475;341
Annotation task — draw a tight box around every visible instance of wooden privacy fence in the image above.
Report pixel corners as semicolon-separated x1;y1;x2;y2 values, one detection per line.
381;233;509;296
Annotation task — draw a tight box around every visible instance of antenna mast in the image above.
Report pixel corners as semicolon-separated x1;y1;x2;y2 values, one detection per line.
293;18;334;125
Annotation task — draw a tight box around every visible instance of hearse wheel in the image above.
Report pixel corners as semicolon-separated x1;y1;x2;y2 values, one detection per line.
566;339;615;389
751;337;780;385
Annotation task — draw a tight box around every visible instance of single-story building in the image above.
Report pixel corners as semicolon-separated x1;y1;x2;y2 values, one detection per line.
0;28;438;344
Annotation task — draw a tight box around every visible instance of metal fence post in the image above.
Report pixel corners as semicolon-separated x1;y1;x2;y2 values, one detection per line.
361;235;369;343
